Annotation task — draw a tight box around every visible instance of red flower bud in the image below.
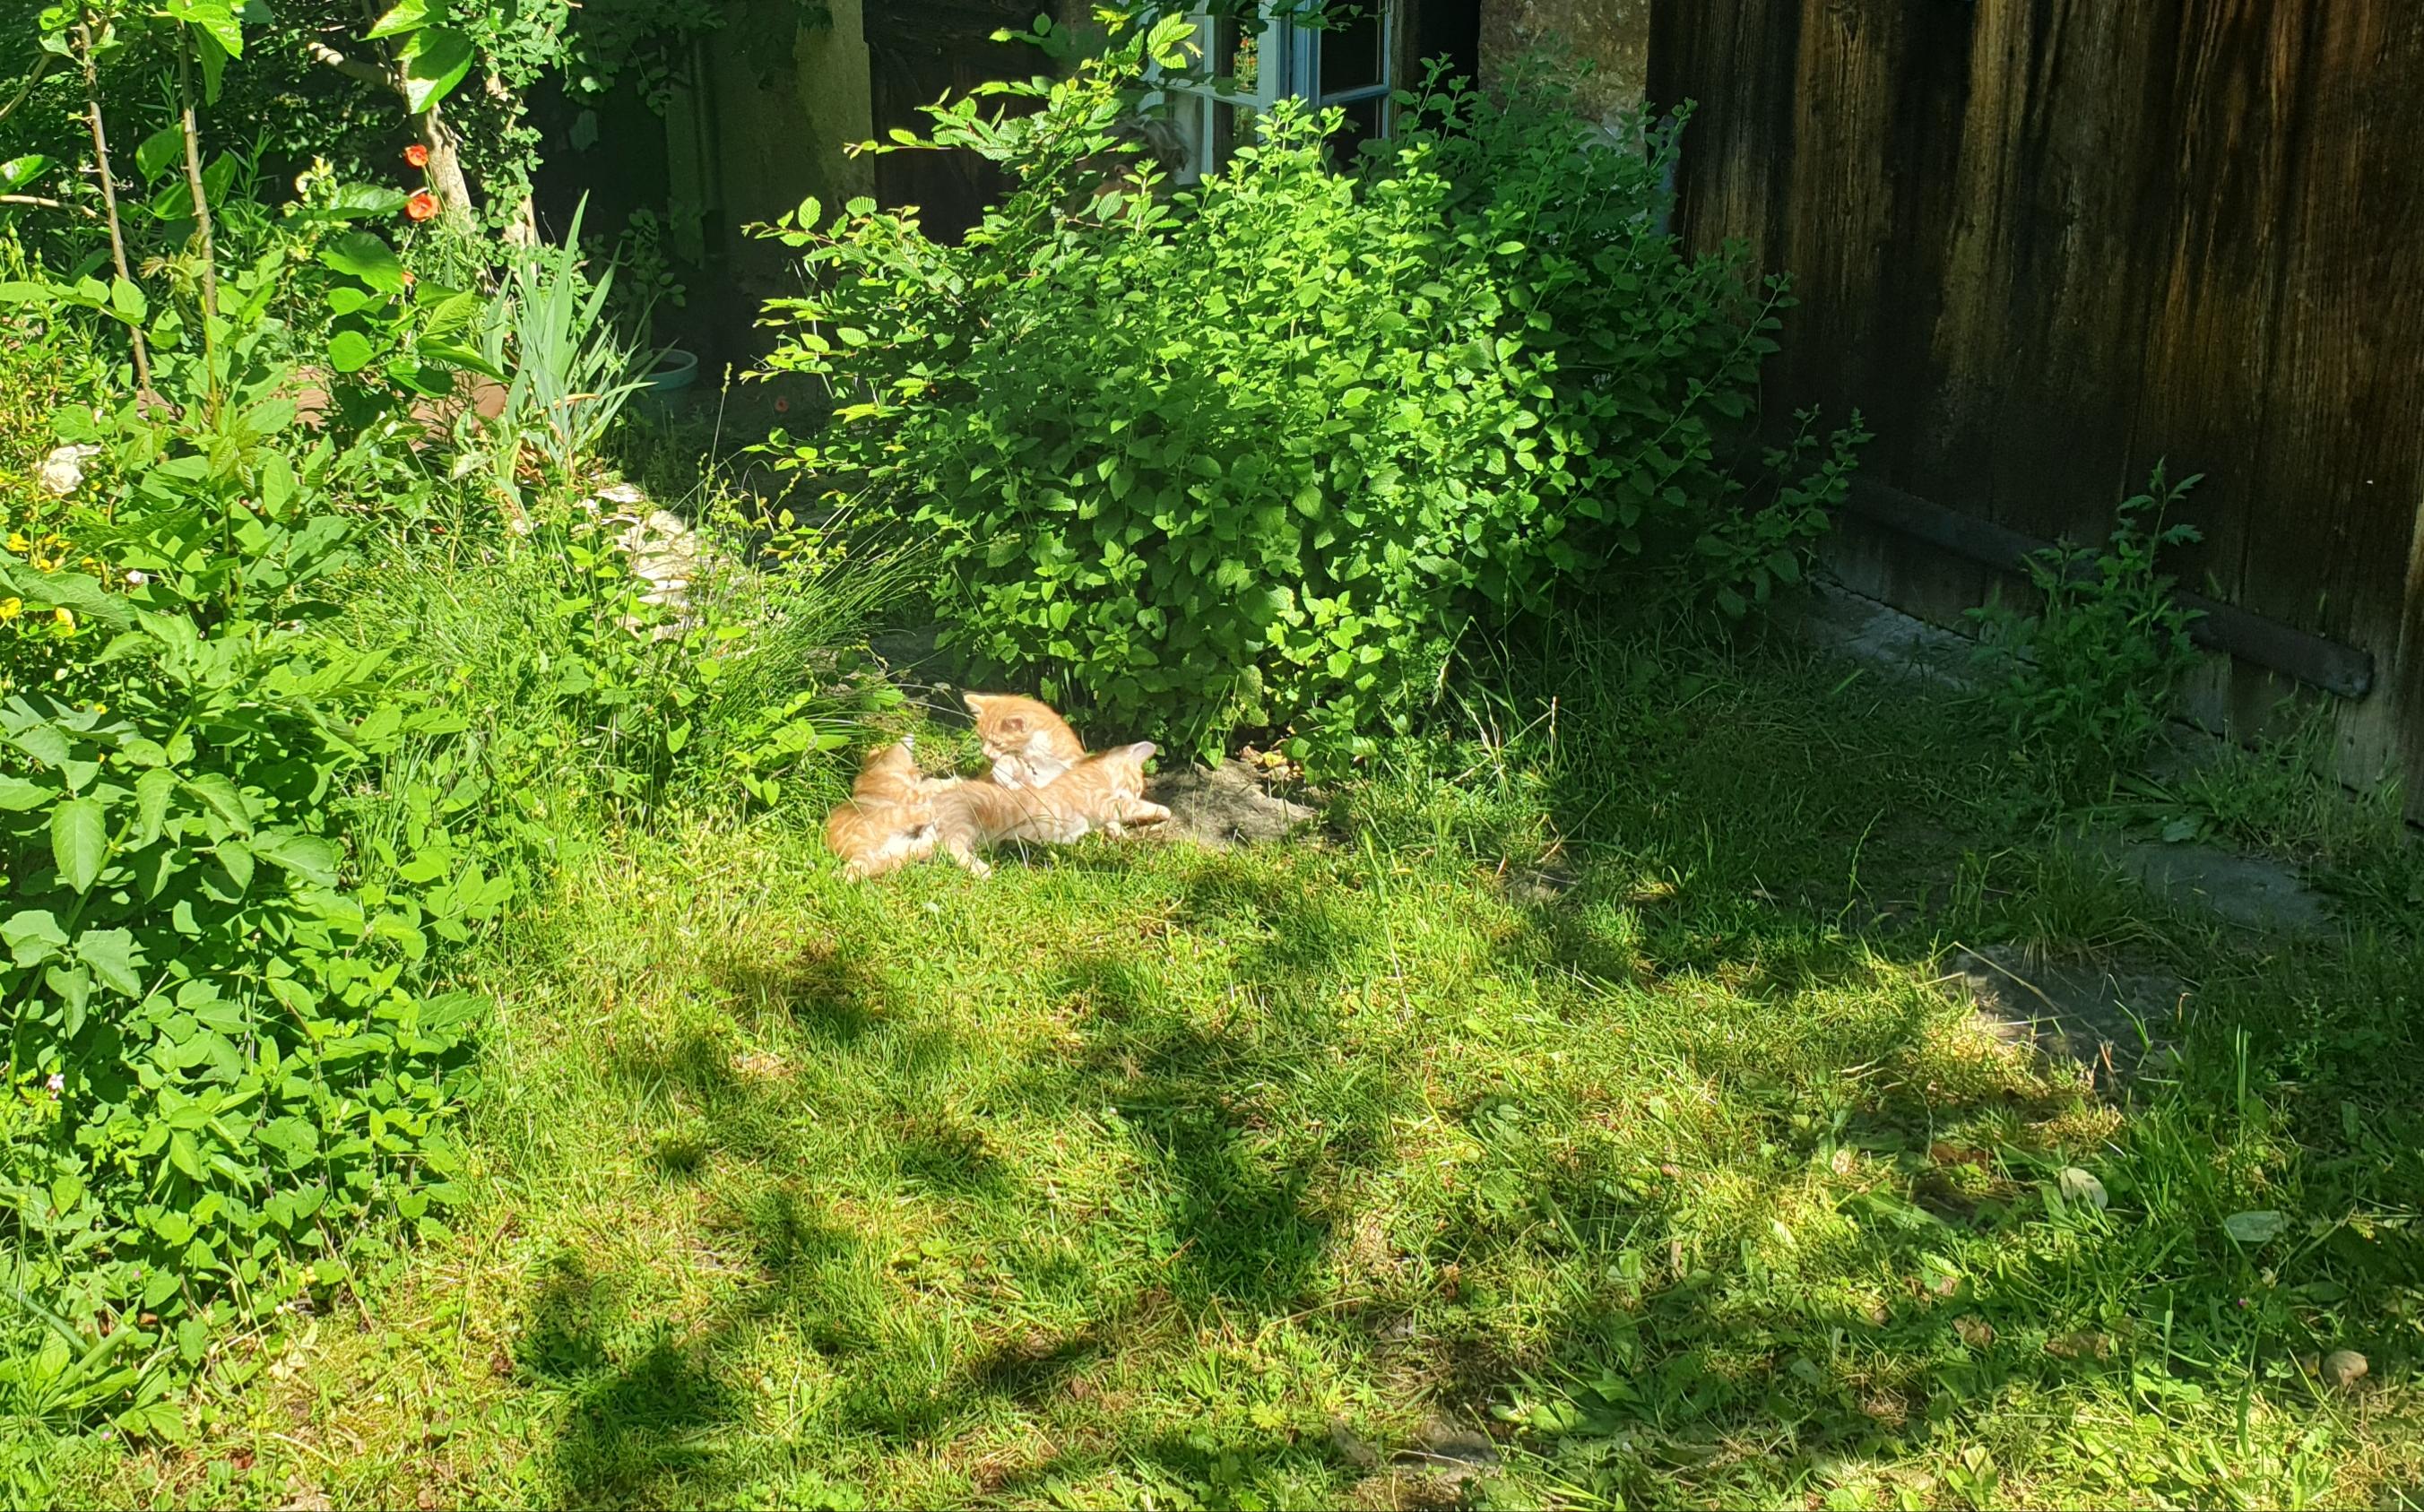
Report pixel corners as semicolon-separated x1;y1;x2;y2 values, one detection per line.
404;143;431;168
405;190;439;222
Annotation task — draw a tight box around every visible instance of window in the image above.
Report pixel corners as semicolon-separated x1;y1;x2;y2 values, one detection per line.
1151;3;1401;184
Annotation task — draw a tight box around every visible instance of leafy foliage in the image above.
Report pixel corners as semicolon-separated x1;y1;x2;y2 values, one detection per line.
762;19;1860;766
0;198;506;1437
1970;466;2205;798
0;0;895;1485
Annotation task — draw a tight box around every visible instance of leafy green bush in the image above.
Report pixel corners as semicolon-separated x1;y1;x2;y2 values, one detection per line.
761;17;1859;765
0;6;516;1421
0;232;507;1405
1970;466;2205;798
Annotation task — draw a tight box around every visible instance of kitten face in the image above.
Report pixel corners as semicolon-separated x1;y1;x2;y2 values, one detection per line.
963;693;1086;790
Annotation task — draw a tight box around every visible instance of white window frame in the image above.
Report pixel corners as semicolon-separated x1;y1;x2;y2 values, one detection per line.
1147;3;1400;185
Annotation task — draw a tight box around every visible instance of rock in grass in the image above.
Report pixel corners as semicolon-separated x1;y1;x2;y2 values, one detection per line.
2320;1350;2369;1391
1328;1417;1381;1469
2057;1167;2109;1211
1396;1419;1502;1487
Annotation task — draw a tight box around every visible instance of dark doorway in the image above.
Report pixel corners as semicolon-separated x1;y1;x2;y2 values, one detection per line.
865;0;1042;244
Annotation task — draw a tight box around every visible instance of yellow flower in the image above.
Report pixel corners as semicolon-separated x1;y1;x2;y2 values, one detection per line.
51;608;74;630
0;598;19;621
4;533;27;554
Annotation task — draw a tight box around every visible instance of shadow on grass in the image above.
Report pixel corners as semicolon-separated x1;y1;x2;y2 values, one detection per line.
520;1250;743;1508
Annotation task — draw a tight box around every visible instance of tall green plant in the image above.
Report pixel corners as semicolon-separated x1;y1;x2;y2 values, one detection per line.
1970;465;2206;798
480;199;645;505
759;16;1858;767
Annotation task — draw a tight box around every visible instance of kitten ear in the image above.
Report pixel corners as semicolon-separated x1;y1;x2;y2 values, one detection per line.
961;693;989;715
1126;741;1157;761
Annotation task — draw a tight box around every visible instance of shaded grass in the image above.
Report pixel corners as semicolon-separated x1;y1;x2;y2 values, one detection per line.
64;625;2424;1511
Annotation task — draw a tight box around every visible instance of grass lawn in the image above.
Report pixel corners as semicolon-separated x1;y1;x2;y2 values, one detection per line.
65;626;2424;1510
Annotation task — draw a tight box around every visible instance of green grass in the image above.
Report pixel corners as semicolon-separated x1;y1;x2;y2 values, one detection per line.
51;624;2424;1511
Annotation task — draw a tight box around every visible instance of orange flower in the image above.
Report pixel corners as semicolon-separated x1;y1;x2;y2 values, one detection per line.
405;190;439;221
404;143;430;168
399;269;417;288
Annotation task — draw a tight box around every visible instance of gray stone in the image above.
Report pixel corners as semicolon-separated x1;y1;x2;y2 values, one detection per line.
2091;833;2332;936
1147;760;1317;849
1951;944;2186;1084
1778;581;1982;691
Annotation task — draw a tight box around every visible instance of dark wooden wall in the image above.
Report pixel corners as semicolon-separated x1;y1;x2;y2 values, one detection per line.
1649;0;2424;814
866;0;1036;245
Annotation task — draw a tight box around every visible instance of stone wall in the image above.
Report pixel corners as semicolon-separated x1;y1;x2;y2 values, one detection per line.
686;0;878;355
1478;0;1650;122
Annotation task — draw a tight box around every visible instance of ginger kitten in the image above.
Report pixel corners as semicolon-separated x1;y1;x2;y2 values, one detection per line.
963;692;1086;790
824;739;958;881
930;741;1171;878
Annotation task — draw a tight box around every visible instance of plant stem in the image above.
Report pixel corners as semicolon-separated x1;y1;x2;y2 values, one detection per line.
0;48;55;127
177;30;221;412
74;5;152;397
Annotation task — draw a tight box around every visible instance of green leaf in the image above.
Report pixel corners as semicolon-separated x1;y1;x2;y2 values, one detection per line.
169;1130;204;1182
134;767;177;846
19;566;133;628
0;773;50;811
50;798;108;893
7;722;72;767
253;834;341;888
318;231;405;294
74;928;143;997
169;0;244;57
327;329;377;374
194;28;232;102
2223;1210;2287;1245
398;26;474;114
184;773;253;835
322;183;410;220
3;910;68;969
47;965;89;1035
0;154;53;191
135;125;185;184
366;0;431;38
212;842;255;898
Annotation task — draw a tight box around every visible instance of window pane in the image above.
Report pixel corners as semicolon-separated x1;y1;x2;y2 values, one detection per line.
1218;16;1262;94
1318;4;1386;98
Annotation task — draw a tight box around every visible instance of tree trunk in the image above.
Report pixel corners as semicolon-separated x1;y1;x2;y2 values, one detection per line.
413;102;480;235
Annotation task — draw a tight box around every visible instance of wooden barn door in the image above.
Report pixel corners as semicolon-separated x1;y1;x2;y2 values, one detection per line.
865;0;1035;244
